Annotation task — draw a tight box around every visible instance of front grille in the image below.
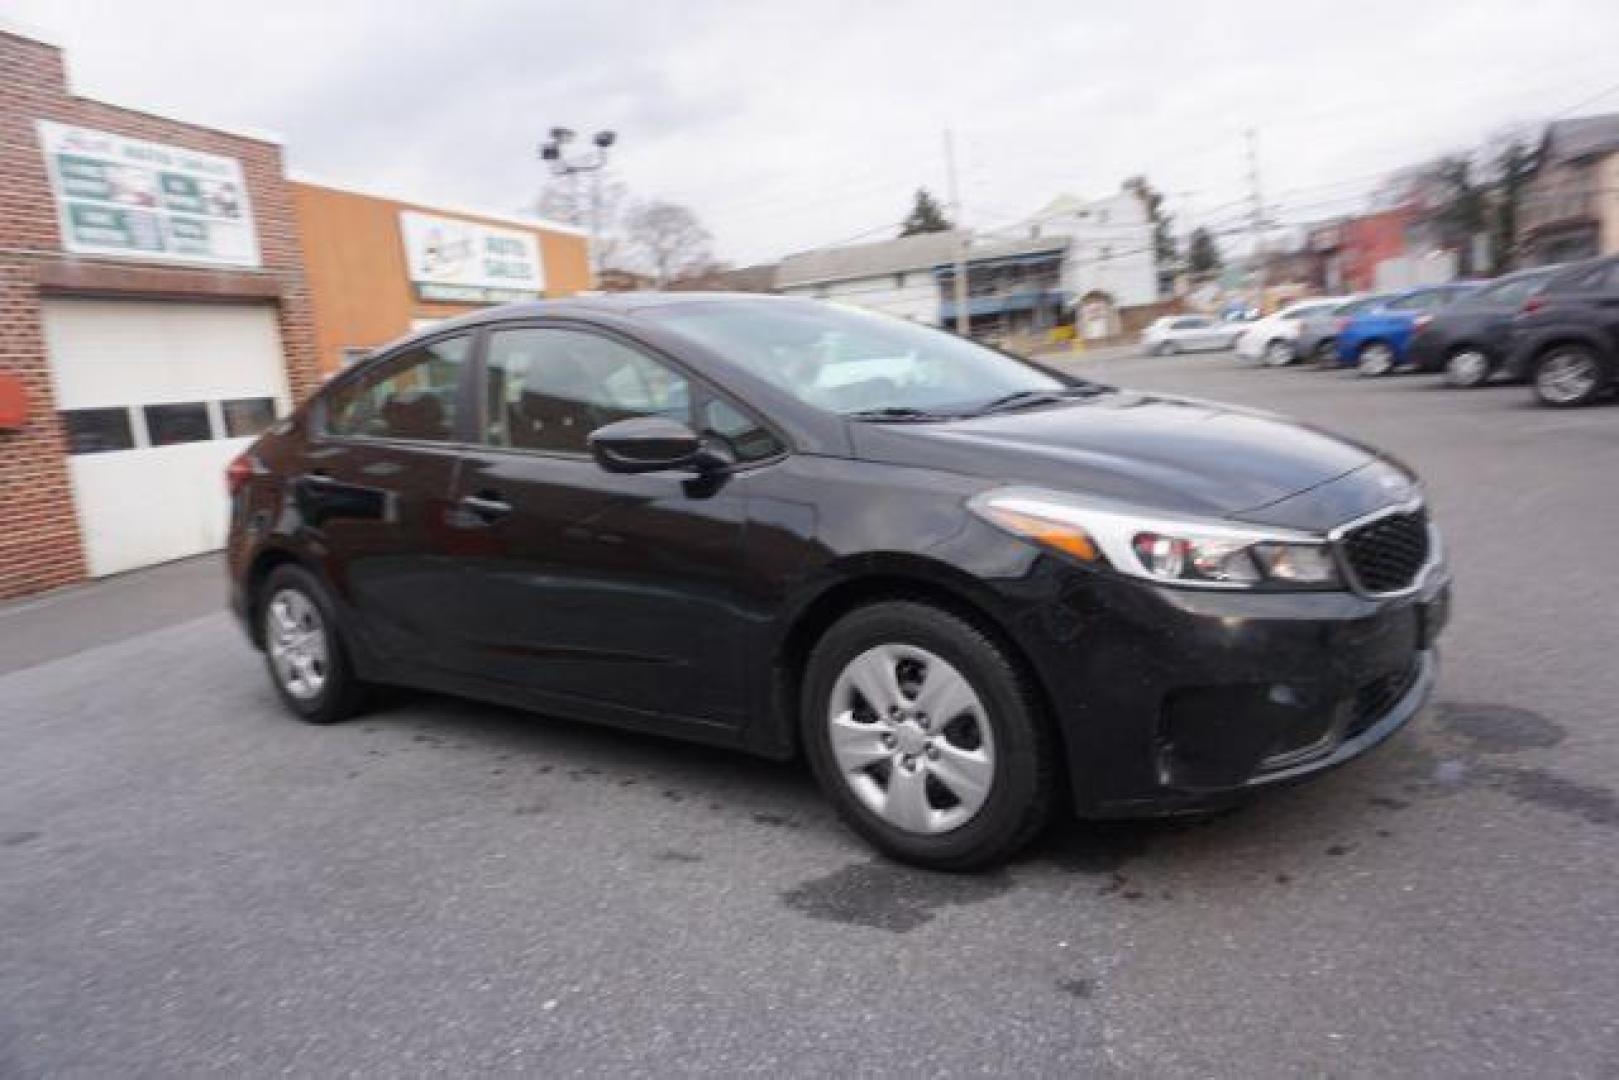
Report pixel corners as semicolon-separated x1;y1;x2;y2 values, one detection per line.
1340;508;1430;594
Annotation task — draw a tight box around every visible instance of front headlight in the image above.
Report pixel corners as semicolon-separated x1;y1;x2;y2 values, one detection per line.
969;487;1342;591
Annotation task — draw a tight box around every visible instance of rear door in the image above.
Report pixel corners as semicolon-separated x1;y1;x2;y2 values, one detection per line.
442;321;766;729
299;333;473;667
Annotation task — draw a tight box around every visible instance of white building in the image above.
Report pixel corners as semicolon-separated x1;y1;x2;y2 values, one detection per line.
1026;188;1159;317
776;231;956;323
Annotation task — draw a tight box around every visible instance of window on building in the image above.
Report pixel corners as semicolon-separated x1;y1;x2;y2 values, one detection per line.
60;408;135;455
144;402;212;446
483;327;691;455
325;335;470;442
222;397;278;438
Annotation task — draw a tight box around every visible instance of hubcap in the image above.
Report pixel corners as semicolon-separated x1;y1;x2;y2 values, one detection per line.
1538;352;1598;404
1446;350;1488;386
1359;344;1394;376
1265;340;1292;366
266;588;329;700
827;644;995;835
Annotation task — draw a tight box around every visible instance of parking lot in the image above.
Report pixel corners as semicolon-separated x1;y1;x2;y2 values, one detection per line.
3;349;1616;1076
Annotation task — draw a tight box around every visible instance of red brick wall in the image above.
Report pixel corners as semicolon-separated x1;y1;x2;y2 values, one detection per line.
0;29;318;600
1341;207;1412;294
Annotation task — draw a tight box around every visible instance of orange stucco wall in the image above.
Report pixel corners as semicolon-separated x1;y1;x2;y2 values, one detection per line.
291;182;591;374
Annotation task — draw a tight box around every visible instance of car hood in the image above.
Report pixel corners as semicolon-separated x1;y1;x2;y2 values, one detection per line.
849;390;1395;524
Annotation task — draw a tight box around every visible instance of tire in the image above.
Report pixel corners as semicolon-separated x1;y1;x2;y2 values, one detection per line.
1532;345;1606;408
801;601;1056;871
1262;339;1295;367
1356;341;1397;377
1160;340;1179;355
1312;339;1337;366
1443;347;1492;388
260;564;367;724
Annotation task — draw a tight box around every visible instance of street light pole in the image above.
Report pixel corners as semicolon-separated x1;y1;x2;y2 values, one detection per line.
540;127;617;283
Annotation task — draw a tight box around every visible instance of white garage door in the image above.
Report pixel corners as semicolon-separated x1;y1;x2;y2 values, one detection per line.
42;299;291;578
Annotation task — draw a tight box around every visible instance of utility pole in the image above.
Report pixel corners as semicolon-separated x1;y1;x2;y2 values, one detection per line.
1245;128;1265;291
943;129;970;336
540;126;617;282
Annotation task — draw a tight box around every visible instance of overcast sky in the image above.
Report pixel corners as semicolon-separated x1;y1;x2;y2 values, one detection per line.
8;0;1619;267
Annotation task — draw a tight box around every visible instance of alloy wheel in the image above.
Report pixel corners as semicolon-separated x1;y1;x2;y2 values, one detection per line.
1536;351;1600;405
826;643;995;835
266;588;329;700
1444;349;1489;388
1263;339;1294;366
1358;343;1395;376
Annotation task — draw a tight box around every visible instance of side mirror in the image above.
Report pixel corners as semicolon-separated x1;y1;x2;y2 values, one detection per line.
588;416;722;474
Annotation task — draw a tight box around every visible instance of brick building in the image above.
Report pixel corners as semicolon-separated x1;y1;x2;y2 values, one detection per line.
0;24;319;598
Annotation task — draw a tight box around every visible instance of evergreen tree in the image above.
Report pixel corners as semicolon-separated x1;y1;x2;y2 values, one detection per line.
899;188;953;235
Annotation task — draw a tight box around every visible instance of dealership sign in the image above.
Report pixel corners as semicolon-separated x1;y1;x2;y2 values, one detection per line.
399;211;545;304
37;121;260;267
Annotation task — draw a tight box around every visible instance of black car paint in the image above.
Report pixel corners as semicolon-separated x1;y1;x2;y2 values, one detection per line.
1504;255;1619;388
229;295;1448;818
1407;267;1561;378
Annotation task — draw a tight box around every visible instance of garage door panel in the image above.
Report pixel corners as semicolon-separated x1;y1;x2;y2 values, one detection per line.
43;299;290;577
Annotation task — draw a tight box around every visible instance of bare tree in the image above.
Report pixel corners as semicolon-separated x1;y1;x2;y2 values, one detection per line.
533;176;630;271
625;200;714;288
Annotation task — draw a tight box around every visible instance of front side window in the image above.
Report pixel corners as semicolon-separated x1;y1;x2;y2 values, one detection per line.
484;327;691;454
702;397;783;463
326;335;469;442
644;300;1066;417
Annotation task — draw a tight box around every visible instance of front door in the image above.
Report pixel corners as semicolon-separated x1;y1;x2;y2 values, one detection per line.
443;323;757;729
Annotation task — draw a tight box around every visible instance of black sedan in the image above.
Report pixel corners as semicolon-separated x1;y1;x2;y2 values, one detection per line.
227;295;1450;869
1407;265;1563;386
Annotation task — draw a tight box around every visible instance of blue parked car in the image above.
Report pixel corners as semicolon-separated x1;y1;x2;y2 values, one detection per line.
1335;283;1481;376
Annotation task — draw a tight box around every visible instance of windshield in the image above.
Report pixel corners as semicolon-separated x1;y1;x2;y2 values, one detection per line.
642;300;1067;416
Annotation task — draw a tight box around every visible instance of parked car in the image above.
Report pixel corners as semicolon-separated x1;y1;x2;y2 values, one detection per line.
1141;314;1243;355
1407;266;1564;387
1504;255;1619;407
1296;294;1386;366
228;295;1450;870
1235;298;1349;366
1335;283;1481;375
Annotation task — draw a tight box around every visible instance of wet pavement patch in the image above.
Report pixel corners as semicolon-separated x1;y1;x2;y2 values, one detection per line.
781;861;1015;932
1435;703;1566;753
1488;766;1619;828
1055;976;1096;999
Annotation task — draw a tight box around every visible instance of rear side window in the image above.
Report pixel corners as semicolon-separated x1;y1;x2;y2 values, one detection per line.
1172;317;1209;329
1388;291;1444;312
326;335;470;442
483;327;691;455
1472;277;1544;307
1545;262;1614;294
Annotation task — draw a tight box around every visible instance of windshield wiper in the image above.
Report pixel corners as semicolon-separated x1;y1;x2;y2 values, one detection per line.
971;385;1105;415
846;406;947;422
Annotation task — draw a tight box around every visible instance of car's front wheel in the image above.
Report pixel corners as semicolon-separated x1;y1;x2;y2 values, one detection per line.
1533;345;1605;407
261;565;366;724
802;601;1056;871
1262;339;1295;367
1356;341;1397;376
1443;347;1492;388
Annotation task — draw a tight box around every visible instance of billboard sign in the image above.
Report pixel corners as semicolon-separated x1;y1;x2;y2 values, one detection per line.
37;120;260;267
399;211;545;303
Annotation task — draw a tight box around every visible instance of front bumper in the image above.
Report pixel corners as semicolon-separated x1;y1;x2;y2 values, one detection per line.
1012;557;1450;818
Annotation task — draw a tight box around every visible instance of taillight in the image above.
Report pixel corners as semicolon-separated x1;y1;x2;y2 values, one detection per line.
226;452;256;496
1519;296;1546;318
1335;317;1351;332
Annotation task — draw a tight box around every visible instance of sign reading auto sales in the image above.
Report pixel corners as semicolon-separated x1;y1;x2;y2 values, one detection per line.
399;211;545;304
36;121;260;268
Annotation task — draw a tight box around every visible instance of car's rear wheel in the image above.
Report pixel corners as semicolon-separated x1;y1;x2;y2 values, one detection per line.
1160;340;1178;355
1533;345;1605;407
261;565;366;724
1443;347;1491;388
1356;341;1397;376
801;601;1056;871
1262;339;1295;367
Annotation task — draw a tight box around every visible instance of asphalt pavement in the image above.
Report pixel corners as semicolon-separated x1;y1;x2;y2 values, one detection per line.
3;351;1616;1076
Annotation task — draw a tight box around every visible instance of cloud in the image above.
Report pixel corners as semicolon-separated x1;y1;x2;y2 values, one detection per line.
13;0;1619;265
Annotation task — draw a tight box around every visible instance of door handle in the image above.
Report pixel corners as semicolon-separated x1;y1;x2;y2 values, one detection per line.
303;470;337;485
459;492;512;522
